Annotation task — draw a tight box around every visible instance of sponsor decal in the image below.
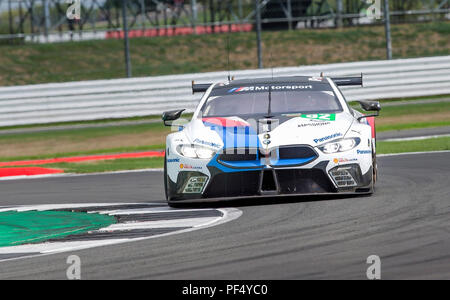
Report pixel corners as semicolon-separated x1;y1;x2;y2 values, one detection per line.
298;121;331;128
180;163;203;170
357;149;372;155
167;158;180;163
228;85;313;93
333;158;358;164
314;132;343;144
301;114;336;121
193;138;221;149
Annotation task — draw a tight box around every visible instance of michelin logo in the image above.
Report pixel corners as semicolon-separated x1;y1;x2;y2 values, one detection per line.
314;133;343;144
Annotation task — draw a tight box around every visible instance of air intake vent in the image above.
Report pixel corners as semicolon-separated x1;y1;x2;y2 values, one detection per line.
218;148;258;162
277;146;317;159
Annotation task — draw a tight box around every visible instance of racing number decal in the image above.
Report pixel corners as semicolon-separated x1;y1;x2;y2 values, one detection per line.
301;114;336;121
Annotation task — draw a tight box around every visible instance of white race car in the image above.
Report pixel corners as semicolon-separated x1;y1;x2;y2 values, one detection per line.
162;76;380;206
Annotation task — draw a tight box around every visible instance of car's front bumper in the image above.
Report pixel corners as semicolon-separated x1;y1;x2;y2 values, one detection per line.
167;160;373;202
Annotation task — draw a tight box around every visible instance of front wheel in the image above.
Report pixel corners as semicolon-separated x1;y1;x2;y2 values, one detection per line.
372;143;378;185
164;154;169;201
167;201;188;208
370;145;377;194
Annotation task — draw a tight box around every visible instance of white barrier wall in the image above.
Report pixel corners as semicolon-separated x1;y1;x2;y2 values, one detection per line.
0;56;449;127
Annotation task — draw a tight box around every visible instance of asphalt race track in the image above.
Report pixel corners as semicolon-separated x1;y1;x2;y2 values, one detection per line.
0;152;449;279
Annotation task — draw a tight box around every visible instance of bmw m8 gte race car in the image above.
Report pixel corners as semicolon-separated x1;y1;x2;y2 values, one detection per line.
162;75;381;206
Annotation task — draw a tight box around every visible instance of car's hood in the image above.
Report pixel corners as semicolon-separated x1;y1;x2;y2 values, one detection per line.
265;113;354;149
185;113;354;150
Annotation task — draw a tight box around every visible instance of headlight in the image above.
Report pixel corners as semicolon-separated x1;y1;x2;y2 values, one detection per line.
177;144;216;159
318;138;361;154
179;145;197;158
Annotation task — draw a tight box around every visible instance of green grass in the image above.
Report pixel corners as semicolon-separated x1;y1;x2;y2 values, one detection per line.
0;121;167;142
0;119;171;160
378;137;450;154
350;94;450;104
0;113;193;132
37;157;165;173
0;22;449;86
0;115;161;131
377;121;450;132
377;102;450;118
0;144;165;162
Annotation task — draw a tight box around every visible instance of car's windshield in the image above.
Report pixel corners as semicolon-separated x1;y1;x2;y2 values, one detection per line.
201;85;342;118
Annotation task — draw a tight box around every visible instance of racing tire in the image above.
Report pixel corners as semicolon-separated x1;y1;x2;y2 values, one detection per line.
372;154;378;185
370;145;377;194
164;154;169;202
167;201;188;209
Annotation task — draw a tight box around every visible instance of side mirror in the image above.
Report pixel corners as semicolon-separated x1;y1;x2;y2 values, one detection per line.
357;101;381;121
162;109;185;126
359;100;381;112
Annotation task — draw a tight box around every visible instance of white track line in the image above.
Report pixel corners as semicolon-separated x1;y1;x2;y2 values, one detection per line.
98;217;221;231
0;203;161;213
94;207;218;215
0;239;129;255
0;168;163;181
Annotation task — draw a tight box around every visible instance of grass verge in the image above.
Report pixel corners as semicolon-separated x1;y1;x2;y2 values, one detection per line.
0;122;170;158
374;94;450;104
377;136;450;154
1;137;448;174
37;157;165;173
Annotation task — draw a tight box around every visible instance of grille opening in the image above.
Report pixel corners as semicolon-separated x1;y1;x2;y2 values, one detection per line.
203;171;260;198
277;146;317;159
276;169;336;194
261;170;277;191
218;148;258;162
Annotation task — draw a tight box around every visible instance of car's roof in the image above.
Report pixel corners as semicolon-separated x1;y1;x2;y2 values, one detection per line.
216;76;328;87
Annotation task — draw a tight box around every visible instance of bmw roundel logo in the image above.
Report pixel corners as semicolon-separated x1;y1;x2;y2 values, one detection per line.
263;140;271;145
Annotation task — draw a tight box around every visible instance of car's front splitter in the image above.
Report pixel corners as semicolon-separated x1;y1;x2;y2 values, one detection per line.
167;190;373;205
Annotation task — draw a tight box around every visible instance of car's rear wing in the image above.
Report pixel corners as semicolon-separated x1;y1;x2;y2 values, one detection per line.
191;74;363;93
330;74;363;87
192;81;212;94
